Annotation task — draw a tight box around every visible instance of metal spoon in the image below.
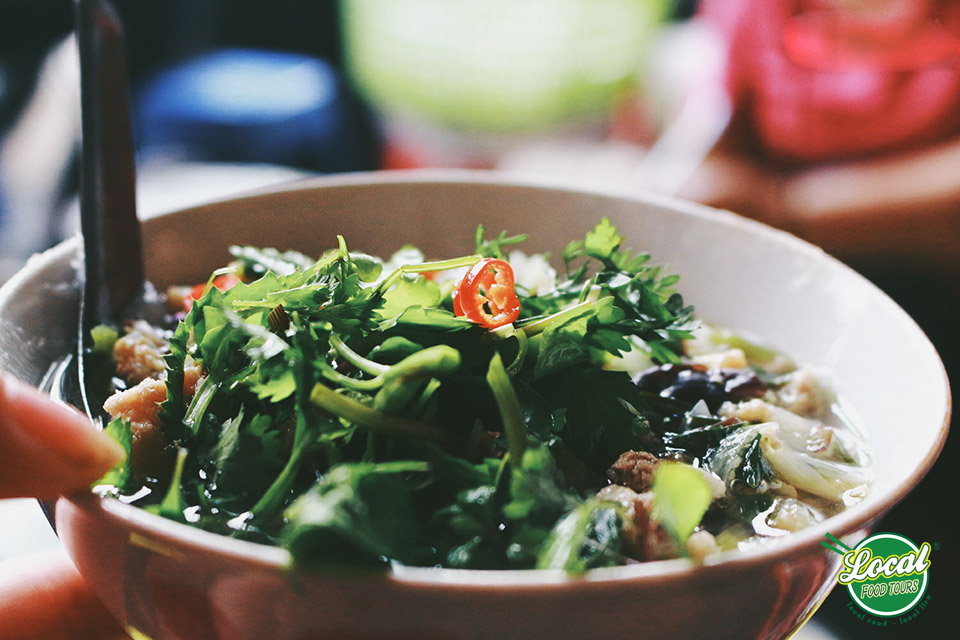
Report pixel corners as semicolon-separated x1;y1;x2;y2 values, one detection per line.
74;0;144;421
38;0;143;527
45;0;143;414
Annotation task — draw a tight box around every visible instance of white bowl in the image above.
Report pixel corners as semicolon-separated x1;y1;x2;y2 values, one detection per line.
0;171;950;640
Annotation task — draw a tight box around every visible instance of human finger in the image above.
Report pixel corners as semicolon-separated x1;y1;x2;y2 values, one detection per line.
0;372;125;500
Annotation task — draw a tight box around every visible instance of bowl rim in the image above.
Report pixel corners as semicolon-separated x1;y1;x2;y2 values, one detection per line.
35;168;950;586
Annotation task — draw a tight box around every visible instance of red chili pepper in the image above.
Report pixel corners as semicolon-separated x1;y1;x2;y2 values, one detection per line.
453;258;521;329
190;273;239;301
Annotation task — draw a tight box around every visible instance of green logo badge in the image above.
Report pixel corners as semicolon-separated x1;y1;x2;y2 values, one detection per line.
824;532;932;617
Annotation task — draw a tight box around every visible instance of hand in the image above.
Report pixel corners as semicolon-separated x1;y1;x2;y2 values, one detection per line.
679;136;960;277
0;372;128;640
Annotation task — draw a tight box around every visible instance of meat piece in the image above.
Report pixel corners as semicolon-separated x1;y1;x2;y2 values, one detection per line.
113;320;169;384
596;484;697;562
595;485;676;560
102;360;203;480
625;491;677;561
103;361;203;429
103;377;168;479
608;450;660;493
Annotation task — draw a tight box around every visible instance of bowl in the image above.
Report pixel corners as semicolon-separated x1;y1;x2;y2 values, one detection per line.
0;171;950;640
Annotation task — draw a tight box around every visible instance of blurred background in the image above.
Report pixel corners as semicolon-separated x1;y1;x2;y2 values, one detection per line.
0;1;957;638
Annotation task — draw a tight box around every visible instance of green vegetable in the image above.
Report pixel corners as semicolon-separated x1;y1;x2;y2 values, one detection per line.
144;448;189;522
94;219;758;570
736;434;774;490
282;461;431;568
651;463;712;544
90;325;118;354
93;418;133;493
537;499;625;572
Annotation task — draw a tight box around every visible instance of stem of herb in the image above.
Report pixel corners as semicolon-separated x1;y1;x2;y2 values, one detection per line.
376;255;482;295
318;360;384;391
329;333;389;376
577;275;600;304
249;396;317;519
492;325;528;376
152;447;188;521
310;383;456;444
517;296;614;338
183;374;219;435
486;352;526;464
250;439;305;518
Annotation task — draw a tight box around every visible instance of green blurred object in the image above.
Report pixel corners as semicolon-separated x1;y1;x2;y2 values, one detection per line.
342;0;666;134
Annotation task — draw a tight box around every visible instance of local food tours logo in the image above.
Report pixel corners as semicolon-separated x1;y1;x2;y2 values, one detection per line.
824;532;934;624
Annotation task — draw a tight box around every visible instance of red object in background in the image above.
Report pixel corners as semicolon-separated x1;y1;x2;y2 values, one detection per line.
190;273;239;302
698;0;960;162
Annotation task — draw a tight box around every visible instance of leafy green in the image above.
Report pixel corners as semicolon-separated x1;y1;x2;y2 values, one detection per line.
651;463;712;544
475;226;528;260
535;368;652;471
736;434;774;490
90;324;118;354
500;445;581;567
96;218;763;572
503;446;580;523
536;499;625;572
431;484;503;569
144;448;189;522
205;411;284;511
662;415;748;458
93;418;133;493
282;461;431;568
156;314;193;443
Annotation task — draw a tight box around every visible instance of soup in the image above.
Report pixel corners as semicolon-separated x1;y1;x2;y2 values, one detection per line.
87;219;870;571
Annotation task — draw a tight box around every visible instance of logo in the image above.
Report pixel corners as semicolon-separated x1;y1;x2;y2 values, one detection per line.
824;532;932;618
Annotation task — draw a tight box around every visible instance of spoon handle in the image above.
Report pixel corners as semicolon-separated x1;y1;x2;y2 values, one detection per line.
76;0;143;332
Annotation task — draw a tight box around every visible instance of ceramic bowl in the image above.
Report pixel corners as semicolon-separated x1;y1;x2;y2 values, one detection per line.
0;171;950;640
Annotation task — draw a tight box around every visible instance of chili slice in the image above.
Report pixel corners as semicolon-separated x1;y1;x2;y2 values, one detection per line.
453;258;521;329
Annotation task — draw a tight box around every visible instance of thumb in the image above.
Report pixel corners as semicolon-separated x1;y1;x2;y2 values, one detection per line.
0;372;125;500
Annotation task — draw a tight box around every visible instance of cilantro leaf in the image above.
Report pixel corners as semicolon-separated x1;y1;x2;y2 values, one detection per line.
375;274;443;323
282;461;431;568
205;411;285;511
475;225;528;260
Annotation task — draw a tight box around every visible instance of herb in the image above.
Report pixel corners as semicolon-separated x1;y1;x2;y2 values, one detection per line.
536;499;625;572
93;418;133;493
475;226;528;260
98;219;709;569
736;434;774;490
282;461;431;568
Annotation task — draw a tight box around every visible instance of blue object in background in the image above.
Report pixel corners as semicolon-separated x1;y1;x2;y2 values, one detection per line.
135;49;378;173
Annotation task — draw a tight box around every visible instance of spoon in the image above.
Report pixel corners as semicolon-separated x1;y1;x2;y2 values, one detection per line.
38;0;143;527
44;0;143;414
74;0;144;421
